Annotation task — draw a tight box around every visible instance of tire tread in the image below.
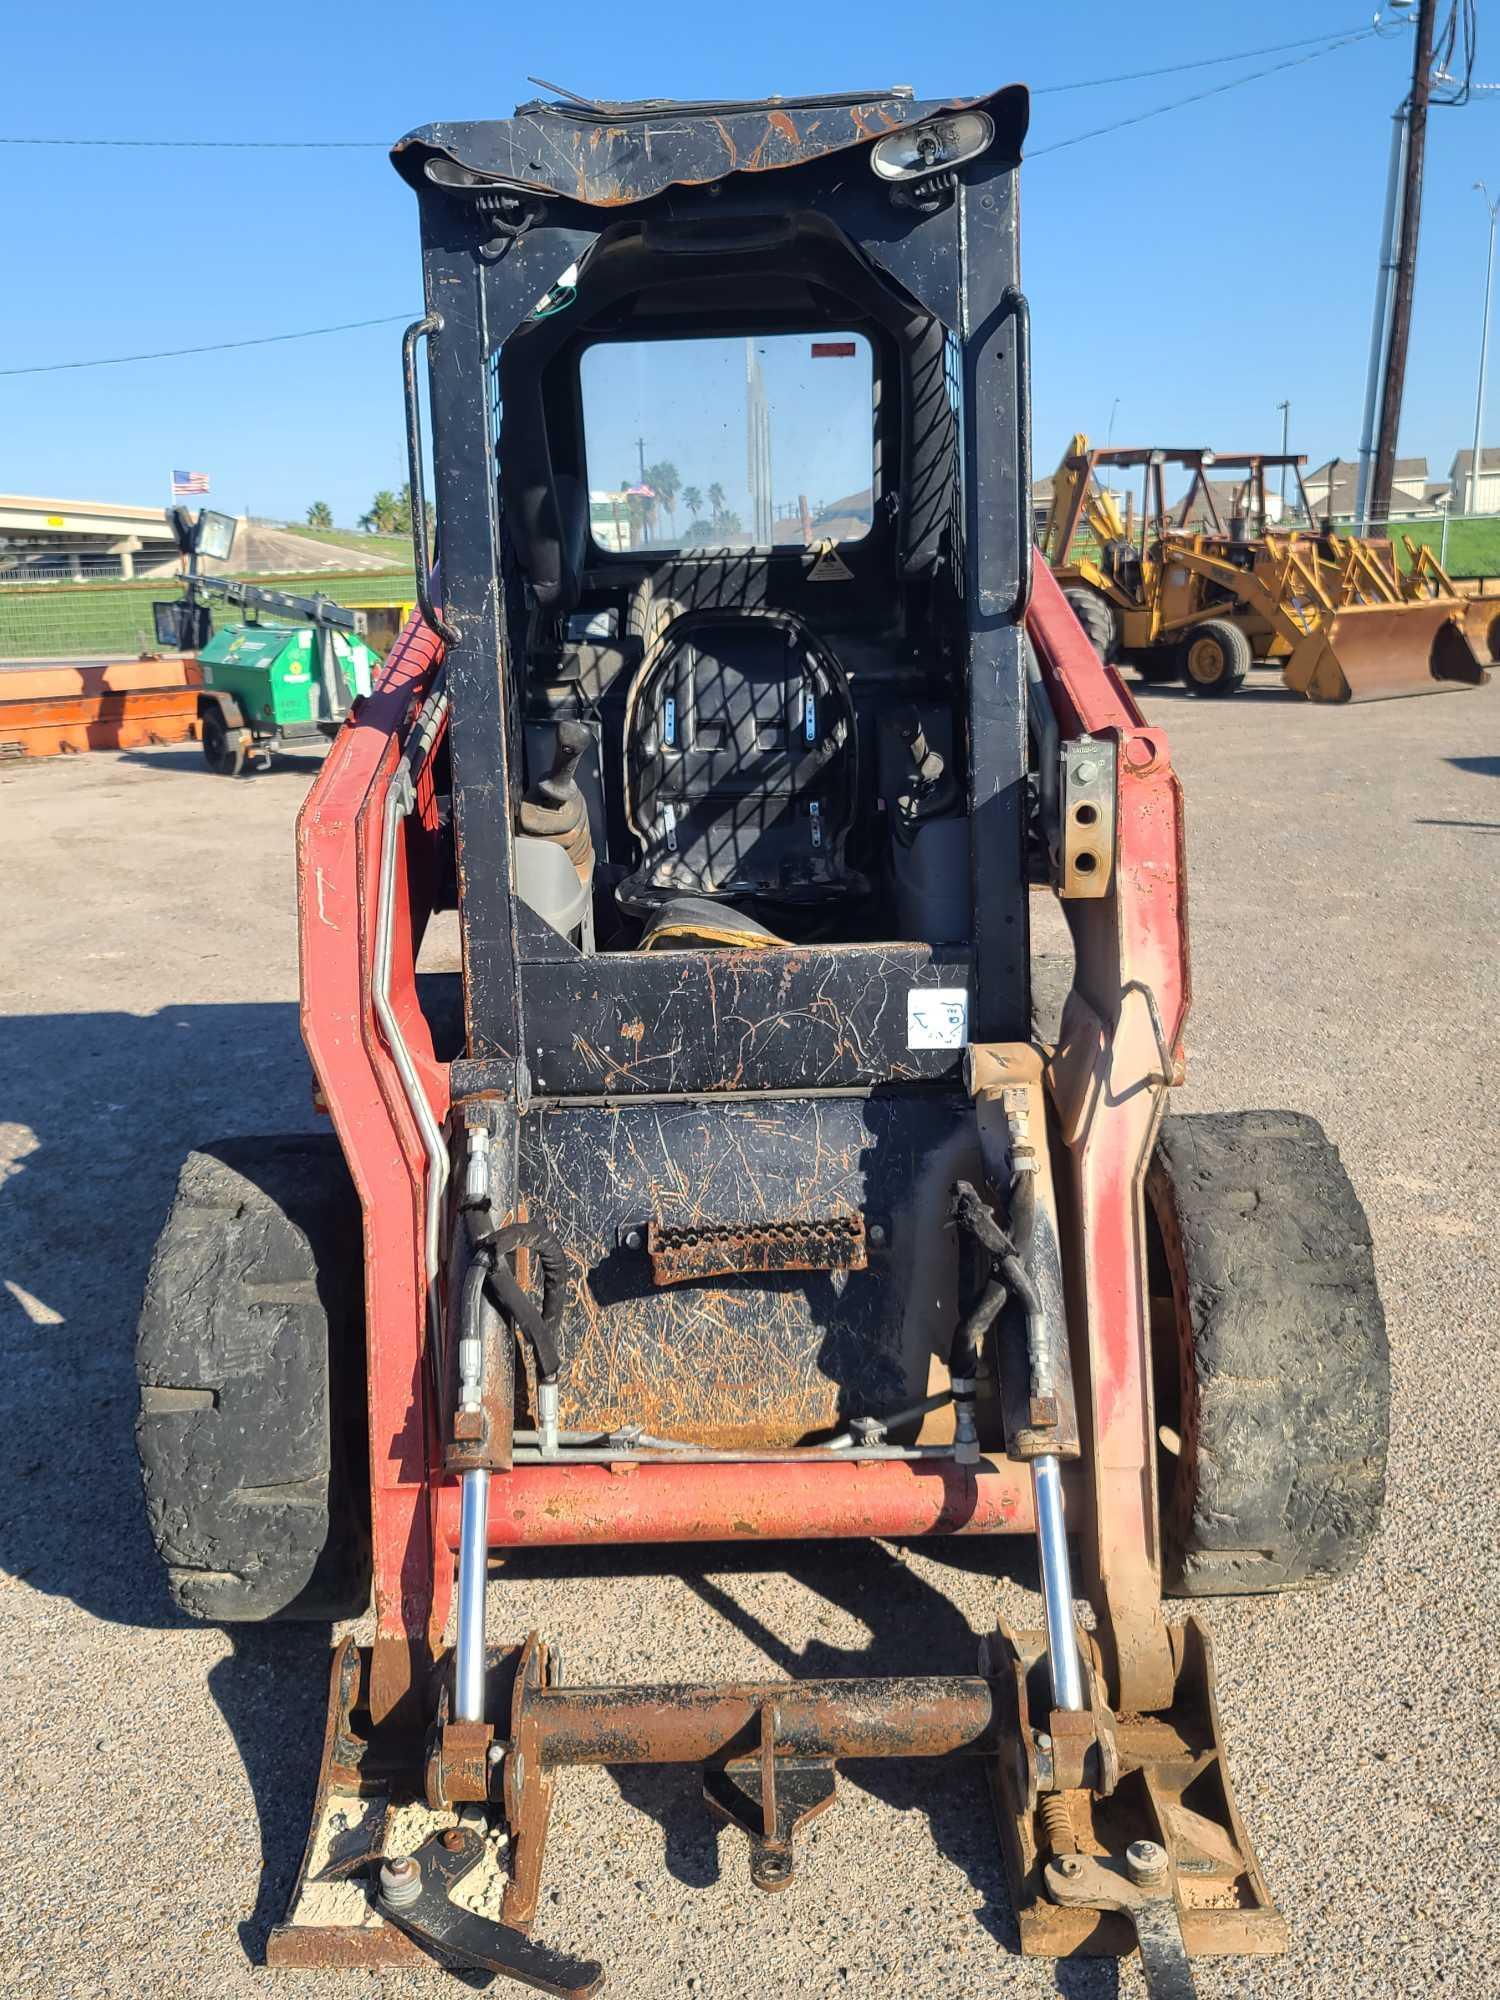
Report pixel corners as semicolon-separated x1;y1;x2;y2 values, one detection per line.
1148;1109;1389;1596
135;1135;369;1622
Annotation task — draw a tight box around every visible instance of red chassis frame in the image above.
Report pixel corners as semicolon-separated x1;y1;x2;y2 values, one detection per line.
296;559;1188;1724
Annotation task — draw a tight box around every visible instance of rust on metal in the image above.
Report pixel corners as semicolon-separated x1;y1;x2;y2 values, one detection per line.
1308;600;1488;703
646;1212;866;1285
519;1093;967;1448
444;1457;1043;1550
985;1618;1287;1961
432;1719;494;1805
702;1702;838;1893
268;1637;425;1972
0;657;203;759
517;1674;1000;1768
390;86;1029;211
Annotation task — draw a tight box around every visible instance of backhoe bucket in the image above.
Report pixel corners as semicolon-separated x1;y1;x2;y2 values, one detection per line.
1285;600;1489;703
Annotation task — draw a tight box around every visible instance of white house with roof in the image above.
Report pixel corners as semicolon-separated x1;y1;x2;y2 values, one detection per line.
1446;447;1500;513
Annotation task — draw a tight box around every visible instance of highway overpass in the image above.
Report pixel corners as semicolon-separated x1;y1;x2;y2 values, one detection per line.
0;494;177;578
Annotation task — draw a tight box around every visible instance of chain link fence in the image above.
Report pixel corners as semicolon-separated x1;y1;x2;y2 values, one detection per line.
0;559;416;661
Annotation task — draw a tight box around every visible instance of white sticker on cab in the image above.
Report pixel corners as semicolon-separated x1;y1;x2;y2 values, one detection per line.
907;988;969;1051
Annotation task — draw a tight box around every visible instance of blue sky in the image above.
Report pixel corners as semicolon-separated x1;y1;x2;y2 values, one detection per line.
4;3;1499;525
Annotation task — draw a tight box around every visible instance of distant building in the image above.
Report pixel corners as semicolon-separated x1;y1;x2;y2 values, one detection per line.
1446;447;1500;513
589;490;632;552
1302;457;1432;518
1172;478;1298;531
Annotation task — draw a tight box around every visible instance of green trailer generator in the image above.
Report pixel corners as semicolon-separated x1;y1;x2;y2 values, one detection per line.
195;620;378;775
152;507;382;776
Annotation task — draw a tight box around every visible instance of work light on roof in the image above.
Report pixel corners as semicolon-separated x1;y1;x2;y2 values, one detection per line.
869;112;993;181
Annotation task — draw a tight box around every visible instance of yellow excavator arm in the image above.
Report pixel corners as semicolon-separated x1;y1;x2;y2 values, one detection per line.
1041;433;1127;564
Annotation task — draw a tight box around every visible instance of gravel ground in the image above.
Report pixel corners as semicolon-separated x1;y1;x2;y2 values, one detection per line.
2;678;1497;2000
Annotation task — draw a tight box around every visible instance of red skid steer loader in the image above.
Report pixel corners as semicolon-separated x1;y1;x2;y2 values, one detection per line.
135;82;1389;1997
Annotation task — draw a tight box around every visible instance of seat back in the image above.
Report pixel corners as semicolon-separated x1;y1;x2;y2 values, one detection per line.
618;609;860;911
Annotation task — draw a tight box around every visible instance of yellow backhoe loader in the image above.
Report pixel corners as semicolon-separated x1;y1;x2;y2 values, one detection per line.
1042;435;1489;701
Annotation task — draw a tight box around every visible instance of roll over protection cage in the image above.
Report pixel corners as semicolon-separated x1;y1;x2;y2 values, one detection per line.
393;84;1035;1068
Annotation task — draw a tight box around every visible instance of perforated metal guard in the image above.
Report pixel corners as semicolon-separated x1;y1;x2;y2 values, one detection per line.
618;611;860;910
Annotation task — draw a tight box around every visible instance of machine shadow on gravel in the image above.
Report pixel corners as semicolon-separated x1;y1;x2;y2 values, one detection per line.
0;1000;334;1961
1130;675;1299;704
116;746;328;779
494;1532;1058;1966
0;999;1093;1978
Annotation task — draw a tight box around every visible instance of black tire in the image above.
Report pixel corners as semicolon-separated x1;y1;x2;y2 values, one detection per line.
1061;586;1118;664
1146;1110;1389;1597
1175;619;1251;697
136;1135;370;1621
201;706;246;777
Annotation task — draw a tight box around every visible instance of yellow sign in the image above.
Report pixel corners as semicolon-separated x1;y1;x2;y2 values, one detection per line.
45;515;65;528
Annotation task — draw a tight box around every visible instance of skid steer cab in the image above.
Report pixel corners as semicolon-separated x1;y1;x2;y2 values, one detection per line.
136;82;1390;1998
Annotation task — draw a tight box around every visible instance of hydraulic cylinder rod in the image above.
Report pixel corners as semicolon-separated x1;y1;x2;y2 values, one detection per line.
1032;1453;1084;1712
454;1467;491;1723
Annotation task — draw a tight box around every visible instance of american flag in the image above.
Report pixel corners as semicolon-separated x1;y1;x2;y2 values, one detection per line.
172;469;210;496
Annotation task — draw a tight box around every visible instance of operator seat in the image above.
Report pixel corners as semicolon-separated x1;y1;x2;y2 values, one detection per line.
615;602;862;916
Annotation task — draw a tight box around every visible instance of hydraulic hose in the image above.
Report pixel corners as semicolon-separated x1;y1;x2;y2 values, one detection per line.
480;1222;568;1383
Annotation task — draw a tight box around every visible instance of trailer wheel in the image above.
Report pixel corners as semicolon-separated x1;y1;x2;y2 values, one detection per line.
200;706;247;777
1146;1110;1389;1596
136;1136;370;1621
1061;586;1119;664
1176;620;1251;696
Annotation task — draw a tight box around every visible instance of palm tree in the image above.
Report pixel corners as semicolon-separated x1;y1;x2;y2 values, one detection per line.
305;500;334;531
682;484;703;522
707;482;728;533
645;460;681;537
360;490;400;534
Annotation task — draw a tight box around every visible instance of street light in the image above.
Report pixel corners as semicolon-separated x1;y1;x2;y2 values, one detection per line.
1468;181;1500;516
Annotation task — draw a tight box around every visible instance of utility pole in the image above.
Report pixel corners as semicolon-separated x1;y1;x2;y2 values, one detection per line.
1370;0;1437;526
1468;183;1500;514
1276;400;1291;513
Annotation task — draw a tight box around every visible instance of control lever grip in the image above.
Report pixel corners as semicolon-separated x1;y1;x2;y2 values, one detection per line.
532;720;590;808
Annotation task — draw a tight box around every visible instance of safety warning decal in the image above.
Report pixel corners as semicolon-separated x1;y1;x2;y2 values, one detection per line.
806;541;854;583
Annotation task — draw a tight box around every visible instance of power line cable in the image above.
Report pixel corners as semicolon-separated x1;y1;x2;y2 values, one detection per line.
1032;23;1382;93
1030;27;1377;158
0;28;1383;379
0;135;384;149
0;25;1389;146
0;314;414;378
